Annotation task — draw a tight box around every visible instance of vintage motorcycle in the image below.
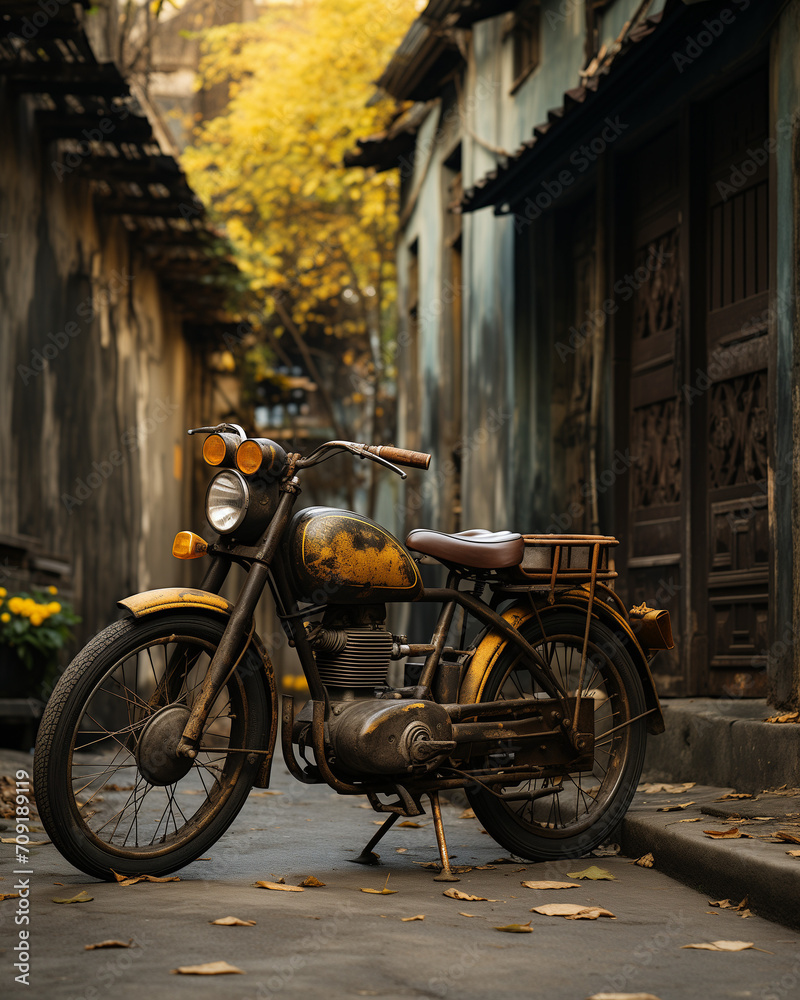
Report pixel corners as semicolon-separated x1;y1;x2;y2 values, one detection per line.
34;424;673;881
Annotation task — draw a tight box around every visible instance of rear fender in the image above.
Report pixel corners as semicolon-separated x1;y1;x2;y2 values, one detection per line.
459;599;664;735
117;588;279;786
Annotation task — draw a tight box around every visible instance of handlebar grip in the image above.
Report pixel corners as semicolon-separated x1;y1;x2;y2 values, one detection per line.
366;445;432;470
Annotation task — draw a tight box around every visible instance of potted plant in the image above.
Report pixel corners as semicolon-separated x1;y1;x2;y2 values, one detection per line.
0;586;81;699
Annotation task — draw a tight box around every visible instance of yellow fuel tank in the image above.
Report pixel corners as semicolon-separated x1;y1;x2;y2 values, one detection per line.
288;506;422;604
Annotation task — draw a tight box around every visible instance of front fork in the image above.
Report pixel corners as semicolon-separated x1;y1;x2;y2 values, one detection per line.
176;480;299;759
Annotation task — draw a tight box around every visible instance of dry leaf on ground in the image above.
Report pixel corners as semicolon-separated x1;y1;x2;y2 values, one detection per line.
715;793;753;801
52;891;93;904
521;880;580;890
786;850;800;857
634;854;654;868
774;831;800;845
0;892;21;901
249;790;282;796
443;888;492;902
84;940;133;950
459;808;476;820
397;821;424;828
678;818;701;823
401;914;425;922
474;865;496;870
657;801;695;812
495;922;533;933
586;993;664;999
765;711;800;724
703;828;747;840
681;940;754;952
361;874;397;895
531;903;615;919
299;876;326;887
638;782;696;794
396;848;407;854
566;866;615;880
459;912;479;917
1;837;50;845
112;873;181;886
171;961;244;975
210;917;256;926
254;881;304;892
708;899;736;909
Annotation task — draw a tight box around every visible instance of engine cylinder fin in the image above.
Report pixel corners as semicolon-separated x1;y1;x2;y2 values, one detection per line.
314;626;393;688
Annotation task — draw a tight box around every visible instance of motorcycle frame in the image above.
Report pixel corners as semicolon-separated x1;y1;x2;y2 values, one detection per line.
173;474;597;806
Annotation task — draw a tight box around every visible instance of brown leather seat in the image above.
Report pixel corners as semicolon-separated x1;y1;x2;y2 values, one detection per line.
405;528;524;570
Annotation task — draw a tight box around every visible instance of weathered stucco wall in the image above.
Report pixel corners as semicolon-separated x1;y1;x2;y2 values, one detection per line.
0;84;198;648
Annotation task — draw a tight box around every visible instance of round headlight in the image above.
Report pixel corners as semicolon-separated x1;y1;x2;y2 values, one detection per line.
206;470;249;534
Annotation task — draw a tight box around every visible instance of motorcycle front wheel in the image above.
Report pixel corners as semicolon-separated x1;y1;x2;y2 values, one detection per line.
466;609;647;861
34;612;270;880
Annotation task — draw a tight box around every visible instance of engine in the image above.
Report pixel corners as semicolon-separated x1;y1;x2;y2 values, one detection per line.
293;605;455;775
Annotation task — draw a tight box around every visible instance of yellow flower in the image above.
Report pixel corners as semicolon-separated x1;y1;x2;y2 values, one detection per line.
0;587;6;597
21;599;36;617
8;597;23;614
29;613;44;627
1;612;10;623
47;586;58;595
47;602;62;615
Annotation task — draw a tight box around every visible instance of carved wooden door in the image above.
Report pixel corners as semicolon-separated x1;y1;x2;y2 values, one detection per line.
701;72;770;696
624;127;685;694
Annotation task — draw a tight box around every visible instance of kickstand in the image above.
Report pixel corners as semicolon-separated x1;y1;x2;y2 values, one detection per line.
427;791;459;882
347;811;399;866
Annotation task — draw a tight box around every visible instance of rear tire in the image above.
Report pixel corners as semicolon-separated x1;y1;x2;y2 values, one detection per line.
34;612;270;880
466;610;647;861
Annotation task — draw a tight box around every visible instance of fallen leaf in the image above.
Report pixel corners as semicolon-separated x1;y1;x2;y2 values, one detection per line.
2;837;50;846
361;874;396;895
530;903;615;919
678;818;702;823
249;790;282;796
101;783;134;791
459;912;480;917
84;940;133;950
401;914;425;922
634;853;654;868
708;899;735;909
459;808;476;820
638;782;696;793
586;994;664;999
474;865;496;870
442;888;492;901
178;789;204;795
397;821;424;828
110;871;181;886
53;891;93;904
681;941;755;952
765;711;800;724
413;861;442;870
520;880;580;890
299;876;326;887
488;857;519;865
254;881;304;892
786;850;800;857
0;892;21;901
395;848;407;854
703;828;747;840
171;961;245;975
774;831;800;845
372;820;385;826
495;922;533;933
592;844;620;858
657;801;695;812
210;917;256;926
566;866;615;880
715;792;753;801
739;910;753;919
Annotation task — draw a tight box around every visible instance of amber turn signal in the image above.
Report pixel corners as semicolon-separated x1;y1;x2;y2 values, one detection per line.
236;438;287;477
202;432;238;467
172;531;209;560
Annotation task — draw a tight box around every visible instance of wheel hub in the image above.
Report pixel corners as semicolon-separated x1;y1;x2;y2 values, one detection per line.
135;705;194;786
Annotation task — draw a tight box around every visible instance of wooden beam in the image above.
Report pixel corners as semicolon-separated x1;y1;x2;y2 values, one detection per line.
2;63;129;97
36;110;152;143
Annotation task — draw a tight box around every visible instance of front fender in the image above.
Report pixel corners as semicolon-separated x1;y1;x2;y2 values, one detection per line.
459;600;664;735
117;588;279;786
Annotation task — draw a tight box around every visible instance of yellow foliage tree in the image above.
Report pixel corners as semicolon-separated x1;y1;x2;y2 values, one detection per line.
183;0;417;497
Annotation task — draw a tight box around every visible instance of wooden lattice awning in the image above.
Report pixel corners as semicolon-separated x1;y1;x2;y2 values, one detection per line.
0;0;237;325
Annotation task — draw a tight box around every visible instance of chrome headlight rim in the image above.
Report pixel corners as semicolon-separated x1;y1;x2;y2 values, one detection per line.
205;469;250;535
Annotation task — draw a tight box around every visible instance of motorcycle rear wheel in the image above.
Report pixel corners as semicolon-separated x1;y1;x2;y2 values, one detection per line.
34;612;269;880
466;610;647;861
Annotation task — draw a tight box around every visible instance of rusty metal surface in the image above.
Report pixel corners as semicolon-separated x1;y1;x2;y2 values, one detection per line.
118;587;233;617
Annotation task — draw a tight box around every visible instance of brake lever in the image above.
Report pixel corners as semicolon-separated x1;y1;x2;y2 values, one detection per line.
187;423;247;441
353;444;407;480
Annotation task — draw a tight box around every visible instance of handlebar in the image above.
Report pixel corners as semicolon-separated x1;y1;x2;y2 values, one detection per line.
364;445;431;470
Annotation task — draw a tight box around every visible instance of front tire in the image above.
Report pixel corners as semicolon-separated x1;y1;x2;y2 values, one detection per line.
34;612;270;880
466;610;647;861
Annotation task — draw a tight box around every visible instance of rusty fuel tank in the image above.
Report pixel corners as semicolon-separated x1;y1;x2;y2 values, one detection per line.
288;506;422;604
